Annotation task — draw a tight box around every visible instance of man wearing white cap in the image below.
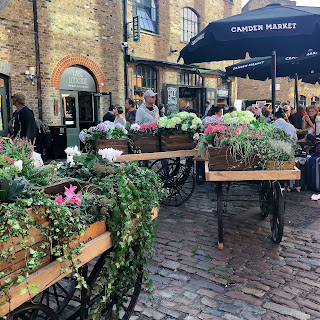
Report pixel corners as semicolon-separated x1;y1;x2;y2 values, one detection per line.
135;89;160;124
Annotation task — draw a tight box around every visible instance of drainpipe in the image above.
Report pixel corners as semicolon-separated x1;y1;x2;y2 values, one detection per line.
33;0;43;120
123;0;129;99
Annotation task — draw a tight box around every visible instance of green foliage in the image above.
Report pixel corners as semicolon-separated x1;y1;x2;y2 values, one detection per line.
0;177;27;203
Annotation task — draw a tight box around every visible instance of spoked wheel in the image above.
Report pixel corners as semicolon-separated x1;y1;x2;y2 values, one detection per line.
148;158;177;173
270;181;285;244
155;161;195;206
259;180;273;218
66;250;143;320
33;274;78;314
8;302;59;320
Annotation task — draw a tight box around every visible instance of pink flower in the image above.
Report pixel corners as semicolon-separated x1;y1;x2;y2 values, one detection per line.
55;195;65;205
149;121;157;131
64;185;77;198
241;125;247;130
139;124;149;133
68;193;82;205
204;126;215;134
249;130;255;135
256;134;260;137
259;130;262;134
3;156;9;162
10;160;14;164
236;128;242;135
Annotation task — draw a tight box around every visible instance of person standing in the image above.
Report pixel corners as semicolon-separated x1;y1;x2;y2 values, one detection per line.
9;92;38;142
103;105;116;122
202;101;210;119
135;89;159;124
125;98;136;125
114;106;126;127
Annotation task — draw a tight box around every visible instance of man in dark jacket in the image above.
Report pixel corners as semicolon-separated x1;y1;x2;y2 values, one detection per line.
103;105;116;122
10;92;38;142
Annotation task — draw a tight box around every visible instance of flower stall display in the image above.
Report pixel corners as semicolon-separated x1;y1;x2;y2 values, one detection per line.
79;121;128;154
129;121;160;153
0;139;163;318
198;117;295;171
157;112;202;151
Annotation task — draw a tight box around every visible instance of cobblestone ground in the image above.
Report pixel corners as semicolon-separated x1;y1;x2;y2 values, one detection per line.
132;182;320;320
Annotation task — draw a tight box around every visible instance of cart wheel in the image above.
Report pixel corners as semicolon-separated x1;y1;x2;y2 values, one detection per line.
148;158;177;173
270;181;284;244
155;162;195;206
8;302;59;320
33;274;78;314
259;181;272;218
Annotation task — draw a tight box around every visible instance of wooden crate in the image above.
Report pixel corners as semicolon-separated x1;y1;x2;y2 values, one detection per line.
266;160;295;170
130;133;160;153
95;138;128;155
161;134;195;151
0;208;50;286
208;146;260;171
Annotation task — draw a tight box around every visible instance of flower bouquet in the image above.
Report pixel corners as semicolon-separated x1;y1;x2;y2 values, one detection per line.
157;112;202;151
79;121;128;154
128;122;160;153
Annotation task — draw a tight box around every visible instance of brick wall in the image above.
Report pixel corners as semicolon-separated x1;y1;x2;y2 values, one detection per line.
242;0;296;12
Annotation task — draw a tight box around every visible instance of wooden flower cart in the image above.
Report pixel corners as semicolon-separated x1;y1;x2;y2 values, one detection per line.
0;179;158;319
204;161;301;249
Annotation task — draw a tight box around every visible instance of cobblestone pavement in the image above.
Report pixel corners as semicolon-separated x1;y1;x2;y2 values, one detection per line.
132;182;320;320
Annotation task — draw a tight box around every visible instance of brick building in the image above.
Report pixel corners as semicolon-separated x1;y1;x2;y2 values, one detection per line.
237;0;320;108
126;0;241;116
0;0;240;156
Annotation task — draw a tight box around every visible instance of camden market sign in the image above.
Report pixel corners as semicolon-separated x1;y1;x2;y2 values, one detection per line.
59;67;96;92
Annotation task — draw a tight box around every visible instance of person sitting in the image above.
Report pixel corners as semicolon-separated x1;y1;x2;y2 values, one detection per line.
204;106;223;125
302;105;317;134
272;109;297;143
280;102;297;127
261;107;272;123
103;105;116;122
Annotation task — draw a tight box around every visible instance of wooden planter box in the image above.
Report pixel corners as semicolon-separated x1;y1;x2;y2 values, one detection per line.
0;208;50;286
266;160;295;170
161;134;195;151
130;133;160;153
95;138;128;155
208;146;260;171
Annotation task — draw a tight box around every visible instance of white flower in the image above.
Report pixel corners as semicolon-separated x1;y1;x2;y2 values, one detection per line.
65;146;81;157
98;148;123;163
13;160;23;172
32;152;43;167
67;155;75;166
193;133;200;141
130;123;140;131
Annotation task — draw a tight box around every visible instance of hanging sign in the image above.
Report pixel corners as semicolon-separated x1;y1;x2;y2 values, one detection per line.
133;16;140;43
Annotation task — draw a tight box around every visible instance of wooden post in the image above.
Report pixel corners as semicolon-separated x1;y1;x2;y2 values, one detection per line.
271;50;277;115
294;73;299;110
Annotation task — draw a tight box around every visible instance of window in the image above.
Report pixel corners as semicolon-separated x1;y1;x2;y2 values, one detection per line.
181;7;200;43
133;64;157;106
177;70;203;86
133;0;158;34
299;95;306;107
311;96;319;105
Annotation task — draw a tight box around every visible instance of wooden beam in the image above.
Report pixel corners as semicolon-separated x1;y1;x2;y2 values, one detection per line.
205;162;301;181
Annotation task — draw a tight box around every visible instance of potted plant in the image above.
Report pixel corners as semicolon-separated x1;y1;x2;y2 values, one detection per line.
79;121;128;154
128;121;160;153
157;112;202;151
198;112;295;171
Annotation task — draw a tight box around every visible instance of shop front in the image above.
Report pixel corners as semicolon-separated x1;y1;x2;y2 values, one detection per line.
59;66;98;148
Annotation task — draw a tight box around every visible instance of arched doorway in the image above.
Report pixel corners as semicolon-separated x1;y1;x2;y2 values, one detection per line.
59;66;97;148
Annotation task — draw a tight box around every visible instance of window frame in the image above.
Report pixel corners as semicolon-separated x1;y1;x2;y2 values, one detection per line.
177;70;203;87
299;95;306;107
132;0;158;34
181;7;200;43
133;64;158;107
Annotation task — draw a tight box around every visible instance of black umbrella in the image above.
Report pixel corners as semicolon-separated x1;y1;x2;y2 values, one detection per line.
178;4;320;112
225;49;320;81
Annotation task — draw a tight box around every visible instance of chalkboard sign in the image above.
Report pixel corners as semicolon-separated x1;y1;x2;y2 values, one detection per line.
163;84;179;115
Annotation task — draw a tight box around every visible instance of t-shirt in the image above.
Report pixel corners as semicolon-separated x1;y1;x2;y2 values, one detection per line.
126;110;136;125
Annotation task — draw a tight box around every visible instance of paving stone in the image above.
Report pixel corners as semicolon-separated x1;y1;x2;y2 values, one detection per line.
157;306;181;318
241;287;265;298
218;303;239;314
263;302;311;320
142;308;166;319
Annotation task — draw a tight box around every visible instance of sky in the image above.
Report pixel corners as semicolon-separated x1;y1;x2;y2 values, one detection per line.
242;0;320;7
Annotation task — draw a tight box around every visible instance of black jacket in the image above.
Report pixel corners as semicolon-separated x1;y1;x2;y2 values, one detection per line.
12;106;38;141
